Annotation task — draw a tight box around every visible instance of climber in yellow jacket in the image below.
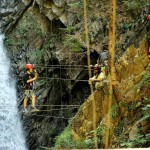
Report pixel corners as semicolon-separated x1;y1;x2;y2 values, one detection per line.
89;64;105;90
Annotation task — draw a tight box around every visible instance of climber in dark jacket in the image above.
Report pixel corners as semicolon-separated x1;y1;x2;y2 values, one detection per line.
23;64;38;112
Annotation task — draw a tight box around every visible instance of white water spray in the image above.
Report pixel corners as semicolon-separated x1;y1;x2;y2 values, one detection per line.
0;34;27;150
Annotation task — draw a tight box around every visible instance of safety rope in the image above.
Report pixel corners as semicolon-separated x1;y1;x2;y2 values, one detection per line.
0;108;78;111
0;62;94;69
33;108;77;111
60;62;63;110
67;19;73;106
36;104;80;107
105;0;116;148
39;146;51;150
51;20;55;115
25;43;29;64
0;104;80;107
46;57;49;112
28;114;72;120
3;72;143;96
83;0;97;148
59;21;63;111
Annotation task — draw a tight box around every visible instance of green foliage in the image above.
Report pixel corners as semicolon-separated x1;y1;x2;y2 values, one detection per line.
67;2;81;8
74;140;89;149
4;12;44;54
17;14;44;39
49;127;57;136
67;1;83;15
33;48;43;63
61;23;86;52
114;119;125;136
120;102;150;148
55;124;103;149
141;98;150;118
67;1;83;20
135;64;150;95
135;101;142;108
4;36;13;47
35;28;44;37
84;138;94;148
122;23;132;30
32;38;54;63
123;0;139;11
84;125;103;148
63;34;83;52
111;104;119;119
55;127;88;149
120;132;150;148
55;127;73;149
18;25;28;38
16;40;24;47
142;64;150;86
96;125;103;136
60;25;78;34
43;39;53;49
123;0;149;11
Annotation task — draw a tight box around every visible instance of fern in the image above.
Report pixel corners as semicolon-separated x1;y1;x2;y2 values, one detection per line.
63;34;83;52
67;2;82;8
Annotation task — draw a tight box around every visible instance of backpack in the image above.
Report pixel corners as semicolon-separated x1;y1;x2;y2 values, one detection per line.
98;50;108;63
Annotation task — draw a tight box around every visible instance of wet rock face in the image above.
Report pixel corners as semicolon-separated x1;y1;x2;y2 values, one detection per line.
53;0;65;7
0;0;25;31
22;0;32;5
0;0;16;19
33;0;67;25
0;0;16;8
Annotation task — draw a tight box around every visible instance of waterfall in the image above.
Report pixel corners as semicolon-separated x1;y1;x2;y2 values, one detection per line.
0;34;27;150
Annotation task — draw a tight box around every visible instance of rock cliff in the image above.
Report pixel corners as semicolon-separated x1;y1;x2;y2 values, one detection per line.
68;40;150;149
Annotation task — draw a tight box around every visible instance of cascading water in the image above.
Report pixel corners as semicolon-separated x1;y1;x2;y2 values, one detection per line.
0;34;27;150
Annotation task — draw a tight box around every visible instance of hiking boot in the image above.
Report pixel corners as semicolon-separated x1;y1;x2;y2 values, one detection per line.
23;108;28;113
32;107;39;112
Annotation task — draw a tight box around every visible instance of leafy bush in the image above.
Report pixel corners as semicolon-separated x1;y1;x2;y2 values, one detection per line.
124;0;139;11
120;102;150;148
123;0;149;11
55;127;88;149
142;64;150;86
120;132;150;148
33;48;43;63
16;40;24;47
84;124;103;148
4;36;13;47
55;124;103;149
67;2;81;8
63;34;83;52
141;98;150;119
17;14;44;39
111;104;119;119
